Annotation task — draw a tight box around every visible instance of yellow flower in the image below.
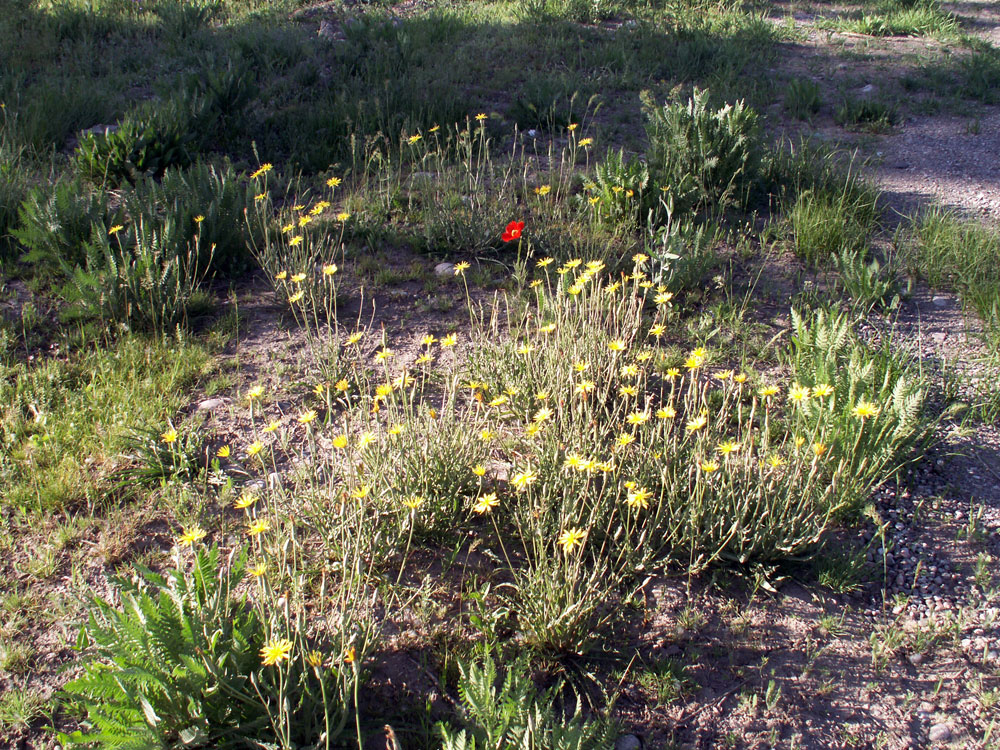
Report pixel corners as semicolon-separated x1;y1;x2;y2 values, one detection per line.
402;495;425;510
234;492;258;509
537;257;554;267
416;353;432;365
575;380;595;396
852;400;880;419
539;323;557;334
161;428;178;444
578;137;593;147
767;454;785;468
685;413;708;432
479;428;495;441
290;268;305;281
626;411;649;425
517;344;534;356
573;361;589;372
326;176;342;188
177;526;206;546
337;212;350;222
298;215;313;227
533;406;554;422
654;292;674;305
616;432;636;447
247;517;269;536
626;487;652;509
454;261;470;275
714;370;733;381
216;445;230;458
656;406;676;419
288;291;304;304
510;469;537;491
557;527;586;553
247;441;264;457
344;647;356;664
618;385;638;397
684;354;704;370
567;123;578;131
608;339;627;352
621;364;639;378
323;263;338;276
734;373;748;383
534;185;551;196
281;223;295;233
248;562;267;577
700;460;719;473
717;440;740;455
535;390;549;400
108;224;124;235
306;651;324;667
567;284;583;296
788;384;810;402
441;334;458;347
472;493;499;514
393;371;414;389
332;434;349;450
194;214;205;223
374;348;394;361
758;385;779;397
250;163;273;179
260;638;293;666
346;332;364;345
335;379;349;392
471;464;487;477
276;270;288;280
298;409;317;424
812;442;828;457
389;424;405;436
407;134;422;144
254;193;266;202
351;485;371;500
666;367;681;379
263;420;280;433
429;125;440;132
563;454;584;471
488;395;508;407
525;422;542;438
812;383;834;398
475;113;487;121
649;324;666;338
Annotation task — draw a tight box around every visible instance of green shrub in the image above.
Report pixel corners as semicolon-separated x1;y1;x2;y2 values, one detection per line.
584;148;649;226
125;160;260;276
66;216;210;334
835;97;899;133
13;179;114;270
641;87;761;217
834;248;900;315
59;544;357;750
645;202;720;293
438;653;617;750
74;101;196;186
782;307;932;512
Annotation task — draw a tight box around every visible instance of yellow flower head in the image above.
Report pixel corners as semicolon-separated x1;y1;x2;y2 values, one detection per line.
575;380;596;396
247;517;269;536
852;400;880;419
250;163;273;179
700;460;719;474
578;137;593;147
475;113;487;121
618;385;639;398
288;290;304;304
332;434;349;450
649;324;666;338
441;333;458;347
402;495;425;510
534;185;551;196
454;261;470;275
616;432;636;447
326;176;342;188
216;445;230;458
685;413;708;432
247;441;264;457
557;527;586;553
298;409;317;425
194;214;205;223
177;526;207;547
539;322;557;334
248;562;267;577
812;442;828;457
346;332;364;345
108;224;124;235
626;487;652;509
479;428;494;441
537;257;554;267
260;637;293;666
758;385;779;397
510;469;537;491
626;411;649;425
608;339;627;352
234;492;258;510
306;650;324;667
717;440;740;455
788;383;811;402
276;270;288;280
656;406;676;420
337;212;350;222
812;383;834;398
263;420;280;433
407;134;422;144
161;428;178;444
323;263;338;276
472;492;499;514
374;348;394;362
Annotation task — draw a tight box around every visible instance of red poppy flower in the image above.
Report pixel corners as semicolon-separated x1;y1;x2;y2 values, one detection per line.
502;221;525;243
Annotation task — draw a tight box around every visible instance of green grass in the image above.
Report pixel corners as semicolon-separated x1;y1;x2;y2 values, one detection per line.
820;0;960;39
907;208;1000;349
0;333;211;514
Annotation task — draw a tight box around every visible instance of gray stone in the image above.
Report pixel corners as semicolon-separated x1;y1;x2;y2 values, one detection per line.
434;262;456;277
197;397;226;412
614;735;642;750
928;723;951;742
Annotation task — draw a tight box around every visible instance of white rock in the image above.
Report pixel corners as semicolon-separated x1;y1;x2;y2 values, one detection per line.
197;397;226;412
928;723;951;742
434;262;456;277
